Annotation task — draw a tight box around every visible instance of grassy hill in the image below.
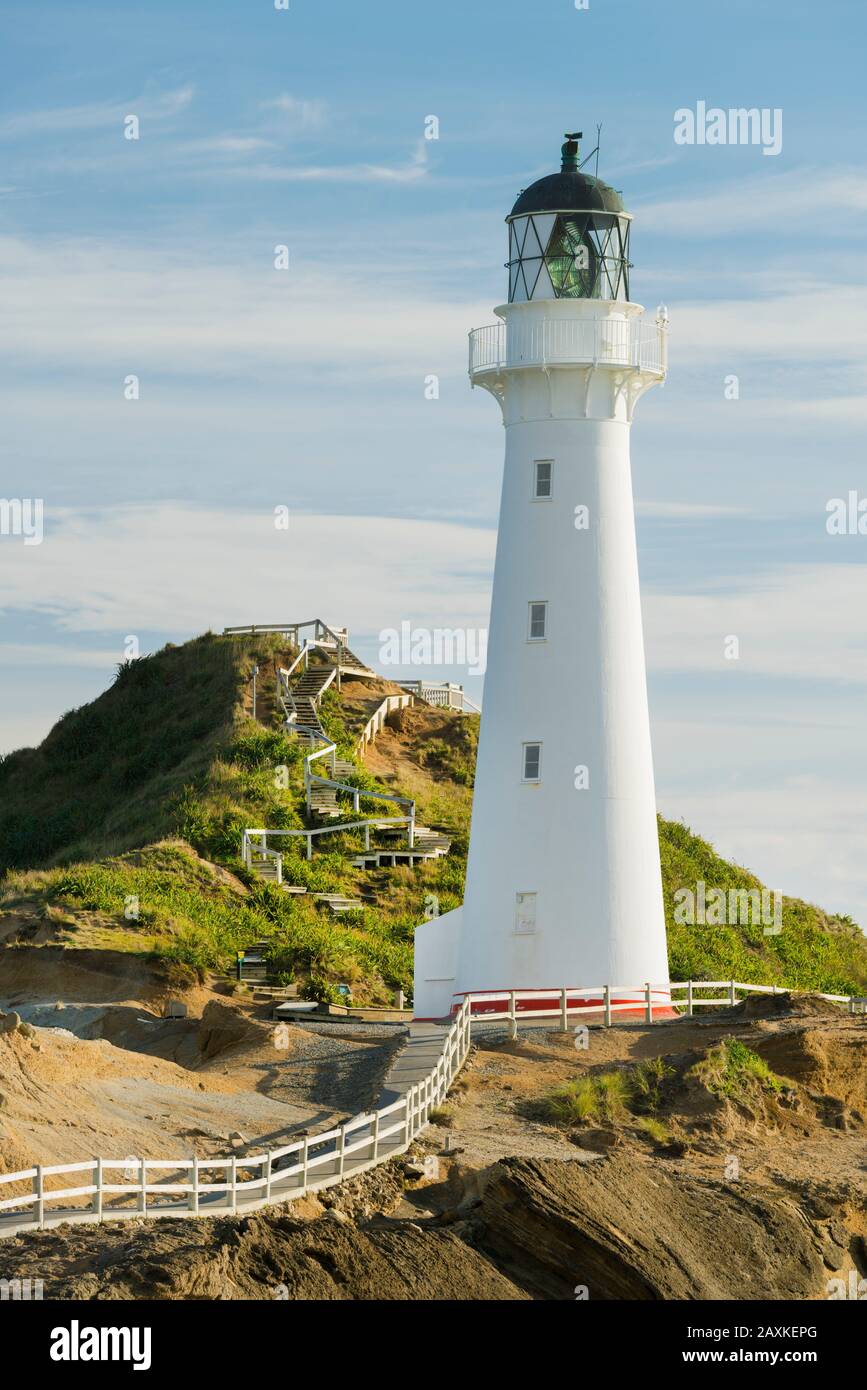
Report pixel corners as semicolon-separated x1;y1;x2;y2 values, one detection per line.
1;632;865;1002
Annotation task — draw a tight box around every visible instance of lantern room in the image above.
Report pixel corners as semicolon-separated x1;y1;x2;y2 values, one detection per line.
506;133;632;304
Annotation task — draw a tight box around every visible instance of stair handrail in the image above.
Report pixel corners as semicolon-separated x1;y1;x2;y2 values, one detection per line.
355;693;415;759
244;815;416;862
224;620;349;647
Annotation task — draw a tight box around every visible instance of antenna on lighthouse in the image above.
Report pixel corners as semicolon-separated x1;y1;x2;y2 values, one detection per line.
577;125;603;176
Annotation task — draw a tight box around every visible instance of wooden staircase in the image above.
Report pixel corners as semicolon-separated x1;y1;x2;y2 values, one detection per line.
350;823;451;870
308;756;356;820
244;620;453;904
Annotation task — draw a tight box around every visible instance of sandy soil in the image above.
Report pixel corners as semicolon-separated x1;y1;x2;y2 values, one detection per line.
406;1000;867;1216
0;992;402;1181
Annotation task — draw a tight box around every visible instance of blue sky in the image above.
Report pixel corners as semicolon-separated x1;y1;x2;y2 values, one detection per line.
2;0;867;926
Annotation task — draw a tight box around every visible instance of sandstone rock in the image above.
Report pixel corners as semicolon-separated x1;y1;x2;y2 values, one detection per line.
570;1127;621;1153
474;1154;826;1300
0;1012;20;1035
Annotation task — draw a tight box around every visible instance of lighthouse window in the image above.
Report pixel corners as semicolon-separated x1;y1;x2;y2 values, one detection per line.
522;742;542;782
533;460;553;499
528;602;548;641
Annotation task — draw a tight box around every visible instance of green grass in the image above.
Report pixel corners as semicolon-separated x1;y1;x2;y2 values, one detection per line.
659;817;867;995
1;629;866;1004
0;843;412;1001
687;1037;787;1101
540;1056;677;1127
636;1116;671;1144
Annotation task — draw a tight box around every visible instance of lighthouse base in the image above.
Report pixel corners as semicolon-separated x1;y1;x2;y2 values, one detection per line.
452;990;676;1024
413;910;674;1023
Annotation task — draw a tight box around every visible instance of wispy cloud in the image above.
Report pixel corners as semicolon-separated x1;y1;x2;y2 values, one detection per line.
639;167;867;237
261;94;328;129
0;505;495;637
184;135;275;155
0;85;194;139
232;139;430;184
644;561;867;683
0;231;485;377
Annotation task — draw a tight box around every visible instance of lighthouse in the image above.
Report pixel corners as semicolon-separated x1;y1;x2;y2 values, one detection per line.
414;133;670;1019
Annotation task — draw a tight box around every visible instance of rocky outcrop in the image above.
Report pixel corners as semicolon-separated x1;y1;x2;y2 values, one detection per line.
4;1208;527;1301
473;1154;826;1300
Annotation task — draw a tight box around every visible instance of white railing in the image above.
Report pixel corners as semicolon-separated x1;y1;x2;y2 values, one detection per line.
355;693;416;757
225;620;349;649
456;980;861;1030
469;316;666;379
1;979;861;1239
396;681;481;714
243;814;416;867
0;1000;473;1240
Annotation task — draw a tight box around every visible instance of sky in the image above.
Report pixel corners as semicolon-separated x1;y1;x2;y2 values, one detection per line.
2;0;867;926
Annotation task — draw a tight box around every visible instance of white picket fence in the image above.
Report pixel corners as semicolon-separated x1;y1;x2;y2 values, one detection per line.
0;1000;472;1240
0;980;862;1240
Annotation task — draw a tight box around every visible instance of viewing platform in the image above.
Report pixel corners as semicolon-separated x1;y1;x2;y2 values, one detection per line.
469;314;666;383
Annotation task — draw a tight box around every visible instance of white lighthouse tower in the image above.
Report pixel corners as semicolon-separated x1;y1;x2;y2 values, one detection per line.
414;133;670;1019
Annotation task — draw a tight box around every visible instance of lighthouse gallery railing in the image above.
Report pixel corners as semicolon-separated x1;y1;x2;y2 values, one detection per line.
469;317;665;378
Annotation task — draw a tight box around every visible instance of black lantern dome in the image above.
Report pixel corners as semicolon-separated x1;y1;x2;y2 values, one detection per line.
506;133;631;303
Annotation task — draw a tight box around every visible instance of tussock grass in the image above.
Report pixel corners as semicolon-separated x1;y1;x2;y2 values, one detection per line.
540;1056;675;1127
687;1038;786;1101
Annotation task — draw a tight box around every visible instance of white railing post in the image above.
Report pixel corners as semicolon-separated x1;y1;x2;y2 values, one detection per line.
337;1125;346;1179
508;990;517;1039
191;1156;200;1214
645;983;653;1024
560;988;568;1031
372;1111;380;1161
231;1156;238;1213
35;1164;44;1228
94;1158;103;1220
687;980;694;1017
729;979;737;1006
265;1152;272;1201
307;832;313;861
604;984;612;1027
301;1134;310;1191
139;1160;147;1214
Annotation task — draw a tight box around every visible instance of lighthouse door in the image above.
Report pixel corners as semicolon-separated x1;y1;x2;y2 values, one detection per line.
515;892;537;934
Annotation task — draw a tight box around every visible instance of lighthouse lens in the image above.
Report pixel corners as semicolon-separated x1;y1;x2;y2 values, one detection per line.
546;217;597;298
